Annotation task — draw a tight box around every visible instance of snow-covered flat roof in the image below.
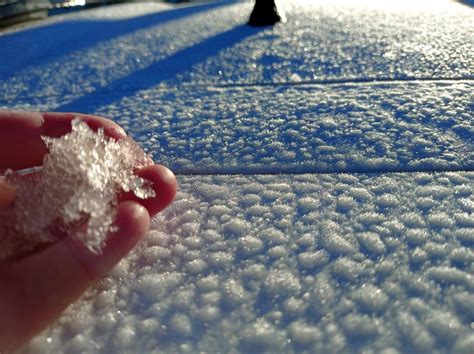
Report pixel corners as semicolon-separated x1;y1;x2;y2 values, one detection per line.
1;0;473;353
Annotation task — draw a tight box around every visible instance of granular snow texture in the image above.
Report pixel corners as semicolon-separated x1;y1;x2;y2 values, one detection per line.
23;173;474;354
0;0;472;353
0;0;472;101
5;82;473;174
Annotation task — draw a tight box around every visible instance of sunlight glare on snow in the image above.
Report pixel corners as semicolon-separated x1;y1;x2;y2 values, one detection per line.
291;0;457;13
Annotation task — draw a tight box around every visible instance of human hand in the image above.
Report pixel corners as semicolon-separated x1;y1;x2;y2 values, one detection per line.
0;111;178;352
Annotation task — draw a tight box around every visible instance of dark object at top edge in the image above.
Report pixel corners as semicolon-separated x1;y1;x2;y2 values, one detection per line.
248;0;281;27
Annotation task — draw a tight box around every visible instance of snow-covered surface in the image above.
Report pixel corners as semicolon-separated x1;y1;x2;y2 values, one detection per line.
0;0;472;100
26;173;474;354
0;0;473;353
5;82;474;174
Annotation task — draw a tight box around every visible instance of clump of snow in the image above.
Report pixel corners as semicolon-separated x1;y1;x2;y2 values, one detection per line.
239;235;264;256
351;284;389;313
169;313;192;336
264;269;302;298
341;314;379;340
0;118;155;259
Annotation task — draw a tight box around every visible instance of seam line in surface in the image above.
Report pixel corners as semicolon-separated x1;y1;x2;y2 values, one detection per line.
208;77;474;89
175;167;474;176
0;78;473;103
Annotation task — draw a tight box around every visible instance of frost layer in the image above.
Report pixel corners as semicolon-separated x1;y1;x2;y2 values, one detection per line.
0;118;155;259
24;172;474;354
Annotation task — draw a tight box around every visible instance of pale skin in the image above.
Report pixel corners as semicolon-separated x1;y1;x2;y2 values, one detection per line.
0;111;178;352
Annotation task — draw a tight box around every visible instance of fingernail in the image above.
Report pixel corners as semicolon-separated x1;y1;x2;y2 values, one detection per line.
0;179;16;208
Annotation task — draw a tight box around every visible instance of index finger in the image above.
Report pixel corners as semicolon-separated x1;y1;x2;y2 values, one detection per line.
0;111;127;171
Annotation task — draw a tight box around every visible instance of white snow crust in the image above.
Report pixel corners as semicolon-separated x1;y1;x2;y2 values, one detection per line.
4;82;473;174
21;173;474;354
0;0;472;101
101;82;473;174
0;0;472;353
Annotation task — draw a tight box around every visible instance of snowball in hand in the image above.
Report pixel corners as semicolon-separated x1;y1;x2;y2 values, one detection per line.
0;118;156;260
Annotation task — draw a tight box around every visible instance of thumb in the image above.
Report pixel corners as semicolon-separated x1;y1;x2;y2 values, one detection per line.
0;201;149;352
0;179;15;208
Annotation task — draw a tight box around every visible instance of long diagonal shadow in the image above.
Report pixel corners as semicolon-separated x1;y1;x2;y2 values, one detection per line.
0;1;235;78
54;25;263;113
457;0;474;6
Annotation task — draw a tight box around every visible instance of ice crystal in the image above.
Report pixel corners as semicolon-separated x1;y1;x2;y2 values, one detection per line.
0;118;155;259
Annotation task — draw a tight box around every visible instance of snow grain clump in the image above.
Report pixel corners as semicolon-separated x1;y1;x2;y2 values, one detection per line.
0;119;155;259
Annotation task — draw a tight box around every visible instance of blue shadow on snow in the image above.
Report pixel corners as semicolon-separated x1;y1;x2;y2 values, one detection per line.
0;1;235;79
457;0;474;6
54;24;264;113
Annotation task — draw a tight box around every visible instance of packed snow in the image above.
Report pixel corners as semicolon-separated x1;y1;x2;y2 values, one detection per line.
4;82;473;174
0;0;472;102
103;82;473;174
22;173;474;354
0;0;472;353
